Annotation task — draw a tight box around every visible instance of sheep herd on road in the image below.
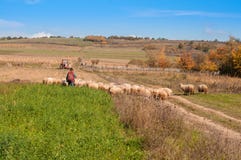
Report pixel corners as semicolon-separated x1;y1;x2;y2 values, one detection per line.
43;77;208;100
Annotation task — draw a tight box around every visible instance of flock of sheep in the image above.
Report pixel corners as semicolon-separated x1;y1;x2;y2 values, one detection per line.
179;83;208;95
43;77;173;100
43;77;208;100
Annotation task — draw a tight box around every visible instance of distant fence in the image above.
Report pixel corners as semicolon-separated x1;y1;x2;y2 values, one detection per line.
80;65;181;73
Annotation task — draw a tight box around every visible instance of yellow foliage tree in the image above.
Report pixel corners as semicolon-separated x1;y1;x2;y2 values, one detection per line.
178;52;195;70
232;45;241;76
157;47;170;68
145;46;170;68
200;55;218;72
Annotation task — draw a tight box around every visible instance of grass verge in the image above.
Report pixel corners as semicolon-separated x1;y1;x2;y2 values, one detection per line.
183;93;241;119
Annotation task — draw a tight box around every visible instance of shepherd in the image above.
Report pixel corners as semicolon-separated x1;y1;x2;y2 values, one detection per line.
66;68;77;86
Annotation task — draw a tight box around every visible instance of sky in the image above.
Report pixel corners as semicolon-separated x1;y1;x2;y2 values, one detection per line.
1;0;241;41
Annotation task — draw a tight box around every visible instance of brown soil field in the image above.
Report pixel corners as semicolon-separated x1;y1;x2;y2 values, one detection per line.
0;54;131;84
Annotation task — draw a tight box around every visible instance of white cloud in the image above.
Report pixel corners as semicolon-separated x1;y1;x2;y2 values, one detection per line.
132;9;241;18
31;32;52;38
0;19;24;27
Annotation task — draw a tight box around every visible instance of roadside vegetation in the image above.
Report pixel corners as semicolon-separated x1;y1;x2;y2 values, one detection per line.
113;94;241;159
0;84;144;159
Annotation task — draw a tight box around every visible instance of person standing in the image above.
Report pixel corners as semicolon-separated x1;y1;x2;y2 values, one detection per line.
66;68;77;86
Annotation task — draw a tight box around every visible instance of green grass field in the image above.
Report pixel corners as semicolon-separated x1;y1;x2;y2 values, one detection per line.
184;93;241;119
171;93;241;132
0;48;81;56
0;84;144;159
0;38;92;47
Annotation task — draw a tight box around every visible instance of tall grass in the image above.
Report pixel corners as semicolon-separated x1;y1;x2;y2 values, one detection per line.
0;84;144;159
113;94;241;159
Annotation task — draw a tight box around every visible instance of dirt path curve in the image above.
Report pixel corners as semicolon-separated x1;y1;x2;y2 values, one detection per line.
164;100;241;140
171;96;241;124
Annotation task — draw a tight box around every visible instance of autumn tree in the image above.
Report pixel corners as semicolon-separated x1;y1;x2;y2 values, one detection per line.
192;52;206;71
156;47;170;68
145;46;170;68
200;55;218;72
206;36;241;77
232;45;241;77
178;52;195;71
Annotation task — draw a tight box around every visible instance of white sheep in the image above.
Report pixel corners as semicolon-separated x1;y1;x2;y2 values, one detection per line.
43;77;54;85
139;87;152;97
152;88;168;100
162;88;173;96
99;83;111;92
53;78;62;85
62;79;68;86
76;79;87;87
87;81;99;90
198;84;208;94
179;83;195;95
109;86;124;95
131;85;141;95
119;83;132;94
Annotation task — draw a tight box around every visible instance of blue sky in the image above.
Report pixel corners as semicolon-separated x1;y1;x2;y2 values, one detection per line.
1;0;241;40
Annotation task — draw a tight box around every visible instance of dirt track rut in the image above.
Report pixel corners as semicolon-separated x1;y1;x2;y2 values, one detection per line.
167;96;241;140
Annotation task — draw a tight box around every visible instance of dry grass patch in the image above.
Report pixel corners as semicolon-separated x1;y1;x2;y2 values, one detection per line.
101;71;241;93
113;94;241;159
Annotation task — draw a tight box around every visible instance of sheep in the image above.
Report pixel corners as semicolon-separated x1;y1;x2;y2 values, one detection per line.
62;79;68;86
119;83;132;94
139;87;152;97
53;78;62;85
109;86;124;95
162;88;173;96
43;77;68;85
75;79;87;87
99;83;111;92
179;83;195;95
87;81;99;90
43;77;54;85
131;85;141;95
198;84;208;94
152;88;168;100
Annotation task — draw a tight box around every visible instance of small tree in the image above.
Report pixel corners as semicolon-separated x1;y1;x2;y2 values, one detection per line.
232;45;241;77
192;53;206;71
178;52;195;71
144;46;170;68
200;55;218;72
156;47;170;68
